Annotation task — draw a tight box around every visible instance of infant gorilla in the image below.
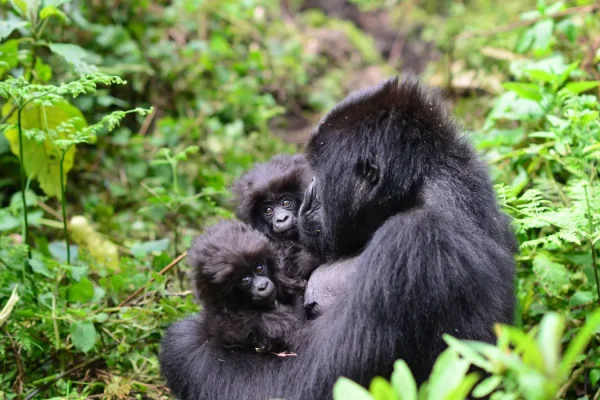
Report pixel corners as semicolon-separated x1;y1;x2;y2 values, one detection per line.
231;154;321;283
188;220;304;353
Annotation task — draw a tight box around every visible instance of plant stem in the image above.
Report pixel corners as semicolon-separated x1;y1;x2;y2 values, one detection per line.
583;185;600;305
17;106;31;259
59;149;70;265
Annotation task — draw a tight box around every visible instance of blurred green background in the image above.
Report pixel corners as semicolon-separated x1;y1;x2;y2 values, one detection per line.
1;0;600;399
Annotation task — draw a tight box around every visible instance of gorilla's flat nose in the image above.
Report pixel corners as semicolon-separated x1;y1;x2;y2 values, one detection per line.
276;214;289;223
257;281;269;291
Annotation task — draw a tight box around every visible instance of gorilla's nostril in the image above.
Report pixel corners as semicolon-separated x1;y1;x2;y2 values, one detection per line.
277;215;289;223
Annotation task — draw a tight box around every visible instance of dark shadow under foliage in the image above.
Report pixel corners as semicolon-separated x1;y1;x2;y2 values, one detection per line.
159;75;517;400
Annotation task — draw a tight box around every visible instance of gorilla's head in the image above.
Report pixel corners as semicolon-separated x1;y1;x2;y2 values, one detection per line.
300;76;462;257
232;154;313;241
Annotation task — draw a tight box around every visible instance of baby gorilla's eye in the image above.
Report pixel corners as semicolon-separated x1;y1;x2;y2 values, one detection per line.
240;276;252;287
281;199;292;208
255;264;265;274
264;206;274;216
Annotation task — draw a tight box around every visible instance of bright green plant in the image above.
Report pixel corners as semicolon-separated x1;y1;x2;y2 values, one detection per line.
333;309;600;400
0;74;151;264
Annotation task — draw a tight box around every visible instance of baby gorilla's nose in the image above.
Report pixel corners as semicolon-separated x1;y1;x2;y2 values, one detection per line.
276;214;289;223
257;280;270;291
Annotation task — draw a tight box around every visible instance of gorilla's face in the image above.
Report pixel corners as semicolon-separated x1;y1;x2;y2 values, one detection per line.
260;193;300;240
300;134;389;258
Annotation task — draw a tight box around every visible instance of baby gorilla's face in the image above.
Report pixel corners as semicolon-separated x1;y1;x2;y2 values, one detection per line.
237;262;277;306
261;194;300;239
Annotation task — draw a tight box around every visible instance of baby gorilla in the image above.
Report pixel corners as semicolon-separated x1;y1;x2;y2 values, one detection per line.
232;154;320;282
188;220;303;353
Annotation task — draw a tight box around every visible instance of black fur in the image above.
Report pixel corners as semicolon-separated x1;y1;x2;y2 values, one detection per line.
232;154;320;280
160;75;517;399
187;220;303;353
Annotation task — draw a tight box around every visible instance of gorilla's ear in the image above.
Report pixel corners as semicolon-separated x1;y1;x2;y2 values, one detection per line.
357;152;380;185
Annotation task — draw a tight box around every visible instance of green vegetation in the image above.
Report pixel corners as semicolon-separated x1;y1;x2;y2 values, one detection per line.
0;0;599;399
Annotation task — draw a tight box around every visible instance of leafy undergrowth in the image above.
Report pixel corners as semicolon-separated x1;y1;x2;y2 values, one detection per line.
1;0;600;399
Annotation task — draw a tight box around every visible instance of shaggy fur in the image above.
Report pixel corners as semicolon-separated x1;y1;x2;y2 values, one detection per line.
160;75;517;400
187;220;303;352
231;154;313;231
232;154;321;282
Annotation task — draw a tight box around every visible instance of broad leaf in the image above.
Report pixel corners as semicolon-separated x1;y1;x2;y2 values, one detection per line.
2;99;87;198
391;360;418;400
531;253;571;297
564;81;600;95
369;377;396;400
536;313;564;375
70;321;96;353
502;82;543;102
67;278;94;303
0;20;28;41
333;377;373;400
49;43;98;74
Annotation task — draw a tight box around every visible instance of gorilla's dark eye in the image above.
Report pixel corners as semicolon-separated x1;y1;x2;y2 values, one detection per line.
255;264;265;274
264;206;274;216
281;199;292;208
240;276;252;286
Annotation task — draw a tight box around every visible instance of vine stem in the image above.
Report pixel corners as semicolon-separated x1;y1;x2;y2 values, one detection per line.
583;185;600;305
59;149;70;265
17;106;31;259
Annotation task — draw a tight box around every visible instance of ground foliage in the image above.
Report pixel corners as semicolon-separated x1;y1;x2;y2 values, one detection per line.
0;0;599;399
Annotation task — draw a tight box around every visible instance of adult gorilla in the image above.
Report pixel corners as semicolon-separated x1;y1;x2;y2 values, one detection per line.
159;76;517;399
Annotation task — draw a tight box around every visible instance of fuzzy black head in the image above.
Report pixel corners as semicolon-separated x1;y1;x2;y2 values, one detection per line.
231;154;313;241
301;75;468;257
188;220;280;310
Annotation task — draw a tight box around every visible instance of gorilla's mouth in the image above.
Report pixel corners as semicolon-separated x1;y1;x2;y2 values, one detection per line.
253;289;277;307
273;224;298;238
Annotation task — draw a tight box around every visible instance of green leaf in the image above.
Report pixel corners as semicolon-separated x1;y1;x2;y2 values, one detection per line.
0;20;28;41
564;81;600;95
369;377;396;400
569;291;594;306
526;69;557;84
48;241;78;263
40;5;66;21
2;99;87;198
67;278;94;303
70;321;96;353
531;19;554;52
472;376;502;398
9;0;30;16
446;372;479;400
391;360;418;400
49;43;98;74
131;238;170;257
559;309;600;379
426;349;470;400
94;313;109;323
531;253;571;297
333;377;373;400
443;335;492;371
502;82;543;102
33;58;52;82
28;258;53;278
536;313;564;375
0;39;20;75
